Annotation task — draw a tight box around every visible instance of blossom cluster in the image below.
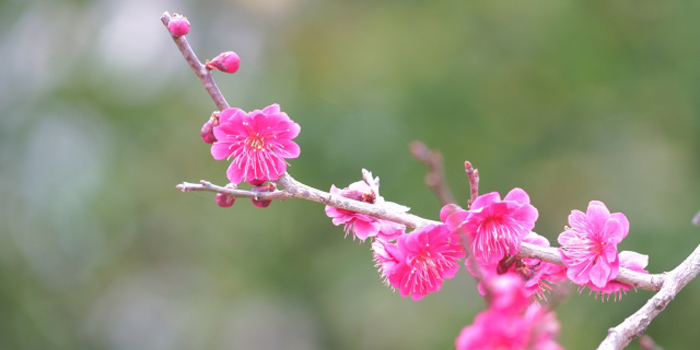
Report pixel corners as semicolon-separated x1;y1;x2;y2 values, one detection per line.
179;16;652;349
455;274;564;350
322;174;649;348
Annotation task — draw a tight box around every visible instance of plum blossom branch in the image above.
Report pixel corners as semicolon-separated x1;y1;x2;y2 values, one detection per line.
160;12;229;111
408;141;457;206
163;12;700;348
597;242;700;350
176;174;430;229
177;173;664;292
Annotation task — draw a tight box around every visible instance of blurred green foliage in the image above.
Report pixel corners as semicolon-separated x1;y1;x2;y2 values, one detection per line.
0;0;699;349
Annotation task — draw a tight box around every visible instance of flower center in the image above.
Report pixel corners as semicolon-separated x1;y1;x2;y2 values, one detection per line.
246;134;265;151
361;190;376;204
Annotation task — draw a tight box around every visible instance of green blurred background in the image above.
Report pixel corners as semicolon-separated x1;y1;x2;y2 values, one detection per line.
1;0;699;349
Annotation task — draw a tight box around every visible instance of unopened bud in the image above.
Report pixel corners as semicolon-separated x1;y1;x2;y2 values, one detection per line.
168;13;190;37
201;111;220;144
251;183;276;208
205;51;241;74
215;183;237;207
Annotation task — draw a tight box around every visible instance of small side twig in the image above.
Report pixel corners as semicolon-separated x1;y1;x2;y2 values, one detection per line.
177;174;430;229
464;161;479;206
408;141;456;206
160;12;229;111
692;209;700;226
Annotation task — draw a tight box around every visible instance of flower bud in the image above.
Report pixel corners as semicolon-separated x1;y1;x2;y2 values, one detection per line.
215;183;237;207
251;183;276;208
201;111;220;144
168;14;190;37
205;51;241;74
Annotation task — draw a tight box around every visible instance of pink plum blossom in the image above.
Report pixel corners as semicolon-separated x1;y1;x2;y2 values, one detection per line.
372;224;465;300
455;308;530;350
325;170;407;242
211;104;300;185
586;250;649;301
443;188;538;264
488;273;531;314
524;305;566;350
558;200;629;288
455;274;564;350
517;232;567;299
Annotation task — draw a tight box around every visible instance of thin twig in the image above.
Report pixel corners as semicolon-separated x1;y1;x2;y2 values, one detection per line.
464;161;479;206
597;243;700;350
408;141;457;206
177;174;430;229
693;209;700;226
161;12;230;111
177;173;666;293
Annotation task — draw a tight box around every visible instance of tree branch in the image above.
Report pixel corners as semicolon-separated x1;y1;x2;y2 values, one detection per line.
160;12;230;111
597;242;700;350
177;173;666;293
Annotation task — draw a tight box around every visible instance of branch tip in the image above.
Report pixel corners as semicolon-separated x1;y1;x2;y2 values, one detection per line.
409;140;456;206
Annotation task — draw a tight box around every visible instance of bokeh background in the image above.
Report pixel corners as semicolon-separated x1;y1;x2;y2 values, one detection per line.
1;0;699;349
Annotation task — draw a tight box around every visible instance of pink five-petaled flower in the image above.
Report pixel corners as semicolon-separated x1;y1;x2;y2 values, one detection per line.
558;200;629;288
455;274;564;350
455;307;530;350
325;170;407;242
444;188;538;265
372;224;465;300
211;104;300;186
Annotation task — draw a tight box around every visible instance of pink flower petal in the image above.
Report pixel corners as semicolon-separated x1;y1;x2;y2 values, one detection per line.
262;103;281;114
585;200;611;234
589;259;613;288
610;212;630;240
470;192;501;210
503;187;530;206
440;203;463;222
218;107;246;124
619;250;648;271
601;218;623;243
273;140;300;158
